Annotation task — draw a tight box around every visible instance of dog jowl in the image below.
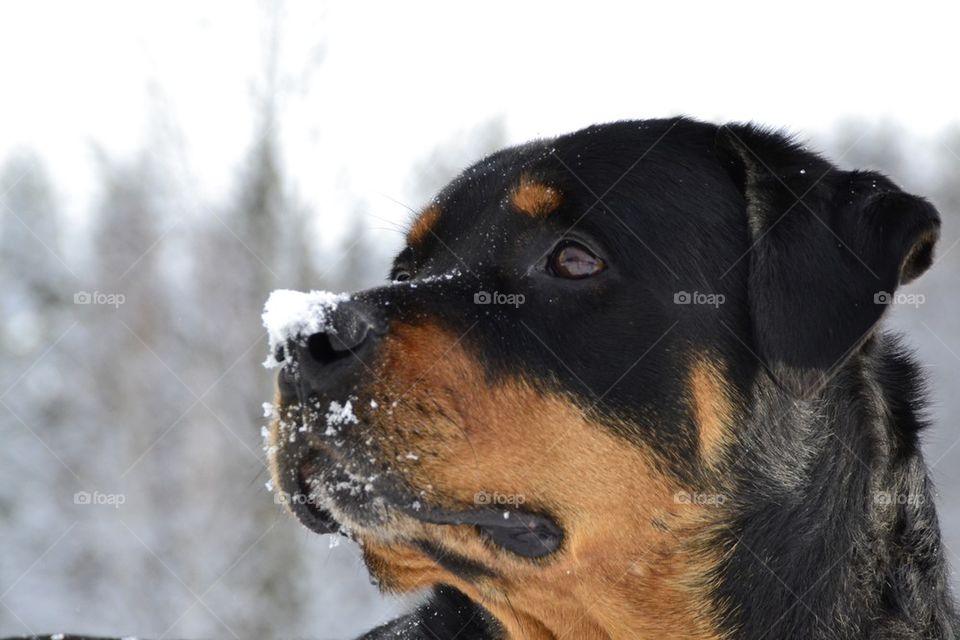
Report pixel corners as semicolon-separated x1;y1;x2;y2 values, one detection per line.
264;118;958;640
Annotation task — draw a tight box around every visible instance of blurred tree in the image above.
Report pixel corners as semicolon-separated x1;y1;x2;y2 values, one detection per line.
407;116;508;206
77;151;186;627
0;152;64;327
171;3;322;636
0;153;77;624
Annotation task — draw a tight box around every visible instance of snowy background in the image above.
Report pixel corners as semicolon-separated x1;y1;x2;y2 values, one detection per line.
1;2;959;638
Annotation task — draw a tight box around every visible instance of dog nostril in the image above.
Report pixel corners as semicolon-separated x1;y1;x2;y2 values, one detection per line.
307;332;351;366
300;303;379;368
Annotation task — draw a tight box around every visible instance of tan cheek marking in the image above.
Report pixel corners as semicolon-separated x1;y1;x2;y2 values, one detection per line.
510;175;562;218
407;205;441;246
688;356;736;463
363;323;726;640
360;539;450;593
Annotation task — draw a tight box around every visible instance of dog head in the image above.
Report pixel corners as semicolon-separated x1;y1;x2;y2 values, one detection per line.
264;117;939;637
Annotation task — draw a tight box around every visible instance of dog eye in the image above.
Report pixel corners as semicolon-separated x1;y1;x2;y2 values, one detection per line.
548;242;605;279
392;270;412;283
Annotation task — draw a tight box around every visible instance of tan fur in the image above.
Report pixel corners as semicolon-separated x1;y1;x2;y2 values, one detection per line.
407;205;441;246
268;390;296;517
350;323;726;639
688;356;736;464
510;175;562;218
361;540;451;592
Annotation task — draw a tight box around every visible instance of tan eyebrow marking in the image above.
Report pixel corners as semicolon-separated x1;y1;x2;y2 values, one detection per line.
509;174;562;218
407;205;441;246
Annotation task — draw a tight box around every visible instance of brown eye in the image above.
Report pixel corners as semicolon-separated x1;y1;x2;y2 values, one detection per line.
549;242;605;279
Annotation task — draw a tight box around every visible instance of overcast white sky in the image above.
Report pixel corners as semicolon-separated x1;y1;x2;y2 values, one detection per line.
1;1;958;246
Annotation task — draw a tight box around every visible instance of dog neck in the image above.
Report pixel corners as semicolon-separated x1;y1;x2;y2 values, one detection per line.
709;333;958;639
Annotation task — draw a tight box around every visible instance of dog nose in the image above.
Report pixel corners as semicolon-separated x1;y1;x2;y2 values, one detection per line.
300;300;382;368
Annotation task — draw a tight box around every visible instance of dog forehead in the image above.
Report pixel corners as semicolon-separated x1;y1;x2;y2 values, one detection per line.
405;153;552;253
403;117;735;269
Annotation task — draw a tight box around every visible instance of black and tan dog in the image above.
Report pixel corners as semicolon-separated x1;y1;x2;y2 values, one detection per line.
10;121;955;640
9;121;957;640
264;117;959;640
13;119;957;640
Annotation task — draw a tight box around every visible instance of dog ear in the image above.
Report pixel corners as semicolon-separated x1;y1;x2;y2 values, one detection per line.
716;124;940;395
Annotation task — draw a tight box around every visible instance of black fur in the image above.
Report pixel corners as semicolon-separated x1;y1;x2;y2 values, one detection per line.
359;586;501;639
711;335;957;638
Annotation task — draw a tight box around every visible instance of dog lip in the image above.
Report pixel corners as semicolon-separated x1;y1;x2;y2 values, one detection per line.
290;495;341;536
408;506;564;559
293;449;563;557
290;469;341;535
288;423;563;557
276;451;341;536
292;452;563;557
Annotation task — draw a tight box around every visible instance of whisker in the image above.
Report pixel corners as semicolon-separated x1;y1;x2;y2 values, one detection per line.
377;191;419;216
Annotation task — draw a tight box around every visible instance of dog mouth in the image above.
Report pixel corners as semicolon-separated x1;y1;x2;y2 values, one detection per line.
284;426;564;559
265;293;564;558
412;505;564;558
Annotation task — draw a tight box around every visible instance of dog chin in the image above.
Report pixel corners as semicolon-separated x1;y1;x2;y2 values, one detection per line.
295;454;422;541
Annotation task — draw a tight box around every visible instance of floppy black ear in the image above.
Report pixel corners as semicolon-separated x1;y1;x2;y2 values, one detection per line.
716;124;940;394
